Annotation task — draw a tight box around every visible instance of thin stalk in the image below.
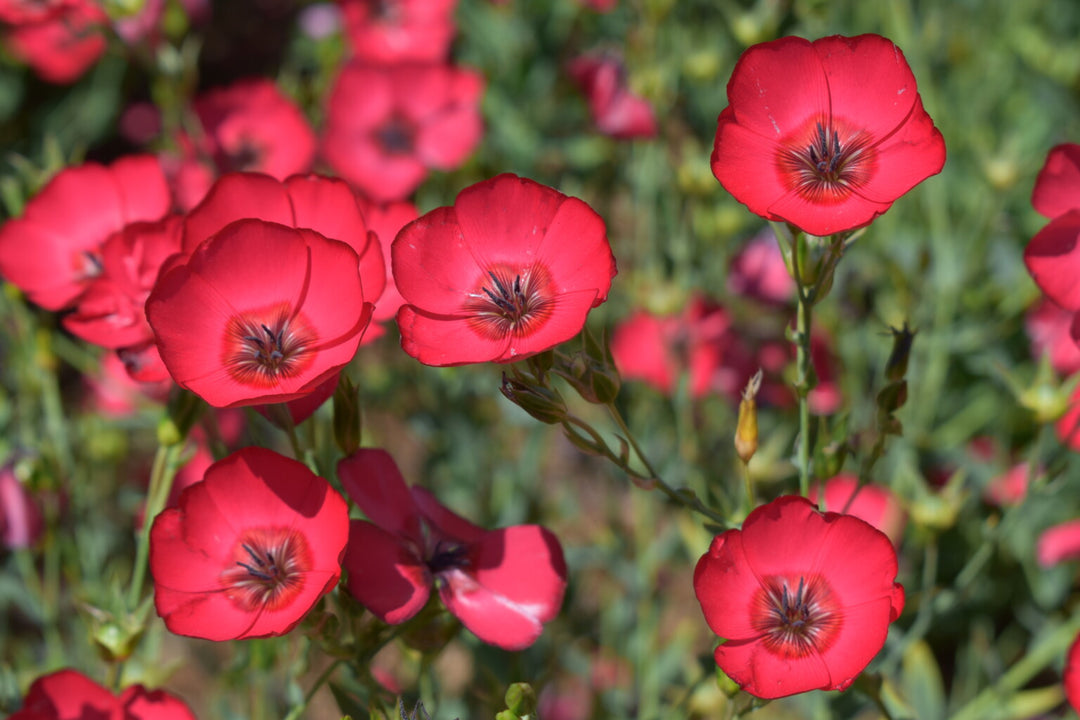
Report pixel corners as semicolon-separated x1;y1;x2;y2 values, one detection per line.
790;233;815;498
126;443;183;609
282;658;344;720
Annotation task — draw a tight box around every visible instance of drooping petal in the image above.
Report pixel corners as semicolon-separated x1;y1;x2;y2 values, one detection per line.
338;448;424;542
411;486;486;544
343;519;431;624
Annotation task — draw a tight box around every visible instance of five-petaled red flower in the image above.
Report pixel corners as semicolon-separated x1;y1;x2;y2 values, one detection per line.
150;446;349;641
694;495;904;699
393;173;616;365
711;34;945;237
9;668;195;720
339;448;568;650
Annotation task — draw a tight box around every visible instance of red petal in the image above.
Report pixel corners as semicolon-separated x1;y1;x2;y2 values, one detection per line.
1033;143;1080;219
814;595;900;691
182;172;294;253
1025;211;1080;310
410;486;485;544
391;206;476;310
1037;519;1080;567
119;685;197;720
396;305;508;366
854;96;945;204
343;519;431;624
738;496;831;578
17;669;119;718
693;530;762;641
338;448;423;542
454;174;569;267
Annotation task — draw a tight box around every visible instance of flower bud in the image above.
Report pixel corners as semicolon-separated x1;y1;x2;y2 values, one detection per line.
504;683;537;717
735;370;762;463
500;374;568;425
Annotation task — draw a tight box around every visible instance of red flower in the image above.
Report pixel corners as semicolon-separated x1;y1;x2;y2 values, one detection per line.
339;448;567;650
568;52;657;140
355;197;419;323
694;495;904;699
711;34;945;237
1025;210;1080;312
322;62;484;202
1032;143;1080;219
727;231;795;305
1059;387;1080;453
338;0;456;64
9;668;195;720
4;1;107;84
146;219;373;408
808;474;906;547
394;173;616;365
1037;519;1080;568
150;447;349;640
62;216;183;350
1066;632;1080;714
1026;298;1080;376
982;461;1037;508
192;78;317;182
0;155;170;311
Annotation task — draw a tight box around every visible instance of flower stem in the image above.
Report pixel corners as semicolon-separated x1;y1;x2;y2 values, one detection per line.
282;658;344;720
791;234;815;499
126;442;184;609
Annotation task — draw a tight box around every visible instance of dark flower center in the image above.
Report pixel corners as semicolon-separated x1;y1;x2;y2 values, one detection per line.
221;527;311;611
464;265;554;342
779;121;874;206
427;540;470;574
224;140;262;172
753;575;838;658
224;304;316;388
376;117;415;154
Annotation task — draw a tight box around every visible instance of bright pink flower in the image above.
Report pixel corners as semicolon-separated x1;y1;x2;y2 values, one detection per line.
393;173;616;365
355;196;419;323
9;668;195;720
1037;519;1080;567
711;34;945;237
611;295;731;398
0;156;170;311
1032;143;1080;219
192;79;317;182
1026;298;1080;376
150;446;349;640
3;1;106;84
568;52;657;140
694;495;904;699
322;62;484;202
809;474;906;546
339;448;567;650
1025;210;1080;311
727;232;795;304
146;219;373;408
1066;632;1080;714
0;462;42;549
63;216;183;350
338;0;456;64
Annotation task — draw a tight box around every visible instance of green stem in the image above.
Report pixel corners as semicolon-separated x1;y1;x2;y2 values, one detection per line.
791;236;814;499
126;442;183;609
283;658;344;720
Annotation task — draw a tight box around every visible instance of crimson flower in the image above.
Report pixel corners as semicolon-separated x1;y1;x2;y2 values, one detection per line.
339;448;568;650
355;196;419;324
338;0;457;64
146;219;373;408
808;474;906;547
711;34;945;237
982;461;1037;508
394;173;616;365
568;52;657;140
0;155;171;311
1037;518;1080;568
322;61;484;202
694;495;904;699
1067;632;1080;715
1032;143;1080;220
3;1;107;84
9;668;195;720
727;231;795;305
150;447;349;640
1025;298;1080;376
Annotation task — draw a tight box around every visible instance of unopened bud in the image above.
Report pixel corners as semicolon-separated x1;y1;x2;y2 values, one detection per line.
504;683;537;717
501;374;568;424
735;370;763;463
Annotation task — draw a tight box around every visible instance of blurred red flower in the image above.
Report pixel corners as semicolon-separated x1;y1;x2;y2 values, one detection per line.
393;173;616;365
146;219;373;408
9;668;195;720
150;447;349;640
1025;210;1080;312
0;155;170;311
1032;143;1080;220
1037;518;1080;567
568;52;657;140
1059;387;1080;452
339;0;456;64
1025;298;1080;376
355;197;419;324
3;1;107;84
809;474;906;546
339;448;568;650
711;34;945;237
982;461;1037;508
322;62;484;202
727;231;795;305
694;495;904;699
63;216;182;350
0;462;42;549
1067;632;1080;714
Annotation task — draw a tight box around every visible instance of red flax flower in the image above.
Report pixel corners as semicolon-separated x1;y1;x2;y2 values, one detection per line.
694;495;904;699
146;218;373;408
1025;144;1080;314
711;34;945;237
568;52;658;140
150;447;348;641
338;0;457;64
394;173;616;365
339;448;568;650
9;668;195;720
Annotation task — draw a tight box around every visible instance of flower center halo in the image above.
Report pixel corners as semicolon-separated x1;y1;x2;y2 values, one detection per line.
778;120;875;205
223;302;316;388
464;264;555;340
752;574;839;658
220;527;312;611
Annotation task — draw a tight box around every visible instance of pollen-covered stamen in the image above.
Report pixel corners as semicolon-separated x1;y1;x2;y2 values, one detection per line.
779;120;872;203
464;265;555;340
753;574;838;658
221;528;311;612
